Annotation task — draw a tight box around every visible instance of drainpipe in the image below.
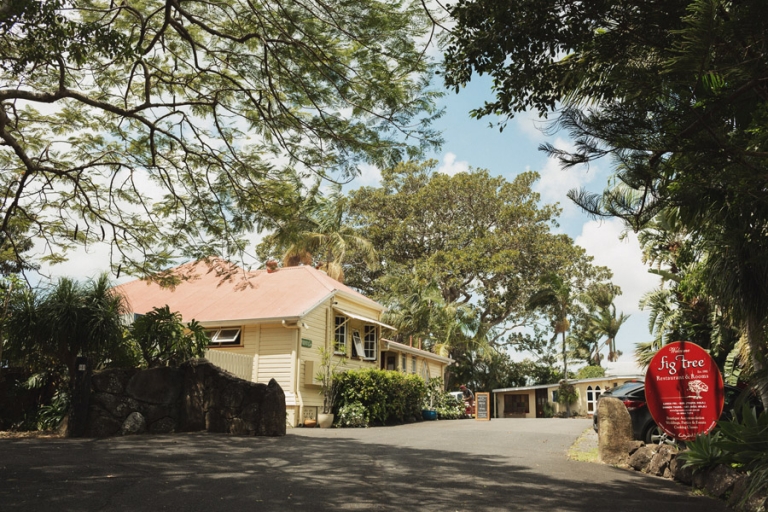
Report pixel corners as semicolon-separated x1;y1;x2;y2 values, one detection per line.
282;320;306;426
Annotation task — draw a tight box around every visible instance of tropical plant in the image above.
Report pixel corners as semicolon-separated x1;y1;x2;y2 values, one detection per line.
527;273;574;414
257;185;379;282
576;366;606;380
592;303;630;363
679;405;768;505
127;306;208;368
4;274;128;385
316;346;346;415
556;381;579;412
334;369;426;425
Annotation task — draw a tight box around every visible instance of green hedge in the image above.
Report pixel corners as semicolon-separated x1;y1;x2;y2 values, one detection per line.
334;369;427;425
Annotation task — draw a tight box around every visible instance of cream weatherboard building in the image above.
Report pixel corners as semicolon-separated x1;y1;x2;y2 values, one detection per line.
117;259;453;427
492;362;644;419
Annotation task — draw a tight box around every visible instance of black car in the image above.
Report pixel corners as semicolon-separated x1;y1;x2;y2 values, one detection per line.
592;381;759;444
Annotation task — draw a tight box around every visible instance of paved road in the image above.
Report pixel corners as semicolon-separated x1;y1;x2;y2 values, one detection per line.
0;418;726;511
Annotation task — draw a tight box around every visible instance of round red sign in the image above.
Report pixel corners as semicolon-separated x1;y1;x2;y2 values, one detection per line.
645;341;724;441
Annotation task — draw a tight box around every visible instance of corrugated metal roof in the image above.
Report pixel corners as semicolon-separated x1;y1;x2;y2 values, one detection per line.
116;260;383;324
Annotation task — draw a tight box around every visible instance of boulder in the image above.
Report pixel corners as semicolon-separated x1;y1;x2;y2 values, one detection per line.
647;444;677;476
670;457;693;485
704;464;740;498
121;412;146;435
727;474;768;511
597;397;634;465
148;416;176;434
91;368;138;395
126;367;183;405
629;445;656;472
85;408;123;437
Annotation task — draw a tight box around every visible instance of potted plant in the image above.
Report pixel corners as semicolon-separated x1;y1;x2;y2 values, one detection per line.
422;377;441;421
316;346;345;427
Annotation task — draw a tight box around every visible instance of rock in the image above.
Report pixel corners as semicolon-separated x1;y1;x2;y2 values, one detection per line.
85;408;123;437
670;457;693;485
727;474;768;511
126;367;183;405
692;468;709;490
121;412;146;435
627;440;645;456
647;444;677;476
597;397;634;465
91;369;138;394
148;416;176;434
704;464;740;498
629;445;656;472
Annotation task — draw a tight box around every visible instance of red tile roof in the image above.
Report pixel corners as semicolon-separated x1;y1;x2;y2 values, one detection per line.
116;259;382;324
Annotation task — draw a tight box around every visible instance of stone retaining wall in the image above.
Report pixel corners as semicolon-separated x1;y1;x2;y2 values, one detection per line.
85;359;285;437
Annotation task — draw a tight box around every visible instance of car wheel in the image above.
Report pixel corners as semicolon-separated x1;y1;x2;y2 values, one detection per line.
644;424;664;444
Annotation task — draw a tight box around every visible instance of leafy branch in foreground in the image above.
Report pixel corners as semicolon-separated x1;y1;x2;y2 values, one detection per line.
0;0;441;276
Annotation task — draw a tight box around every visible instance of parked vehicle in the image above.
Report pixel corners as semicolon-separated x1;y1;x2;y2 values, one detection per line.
592;381;760;444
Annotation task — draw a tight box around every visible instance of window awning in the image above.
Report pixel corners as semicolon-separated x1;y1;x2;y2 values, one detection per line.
333;307;396;331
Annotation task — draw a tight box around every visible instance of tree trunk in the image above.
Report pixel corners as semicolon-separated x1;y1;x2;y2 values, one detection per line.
746;316;768;408
562;331;570;416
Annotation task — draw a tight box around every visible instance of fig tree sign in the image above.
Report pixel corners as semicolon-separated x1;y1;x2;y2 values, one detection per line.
645;341;724;441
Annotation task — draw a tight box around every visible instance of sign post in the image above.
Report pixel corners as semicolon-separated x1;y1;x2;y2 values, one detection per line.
645;341;724;441
475;392;491;421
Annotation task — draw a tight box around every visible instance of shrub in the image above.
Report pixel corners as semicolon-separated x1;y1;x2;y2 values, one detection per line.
334;369;426;425
576;365;605;379
678;405;768;506
337;401;368;428
557;381;578;406
424;377;464;419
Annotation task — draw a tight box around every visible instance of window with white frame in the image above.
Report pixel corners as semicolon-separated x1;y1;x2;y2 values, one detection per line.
363;325;377;360
204;327;242;346
411;356;417;374
587;385;602;414
401;354;407;372
334;316;347;354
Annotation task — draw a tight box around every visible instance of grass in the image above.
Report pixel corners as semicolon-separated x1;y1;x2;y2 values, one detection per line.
568;427;600;463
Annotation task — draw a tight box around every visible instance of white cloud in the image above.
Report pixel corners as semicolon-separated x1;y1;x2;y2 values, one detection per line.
574;218;656;316
354;163;383;187
437;152;469;176
513;109;551;142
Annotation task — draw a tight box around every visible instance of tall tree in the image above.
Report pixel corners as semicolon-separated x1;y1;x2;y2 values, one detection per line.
346;160;611;350
526;273;572;413
442;0;768;405
5;274;128;385
0;0;440;276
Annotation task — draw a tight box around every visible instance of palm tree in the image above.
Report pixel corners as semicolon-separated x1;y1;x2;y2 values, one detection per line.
592;303;630;362
259;185;378;282
527;273;572;413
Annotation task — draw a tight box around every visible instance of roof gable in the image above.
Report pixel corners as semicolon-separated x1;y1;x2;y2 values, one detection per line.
116;260;383;324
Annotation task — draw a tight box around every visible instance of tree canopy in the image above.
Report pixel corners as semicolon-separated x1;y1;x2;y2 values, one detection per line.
345;160;614;352
442;0;768;403
0;0;440;276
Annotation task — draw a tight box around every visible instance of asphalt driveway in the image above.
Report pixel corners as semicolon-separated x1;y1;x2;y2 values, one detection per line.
0;418;726;511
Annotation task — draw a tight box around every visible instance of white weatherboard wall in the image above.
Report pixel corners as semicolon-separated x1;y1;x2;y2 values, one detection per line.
205;350;254;382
